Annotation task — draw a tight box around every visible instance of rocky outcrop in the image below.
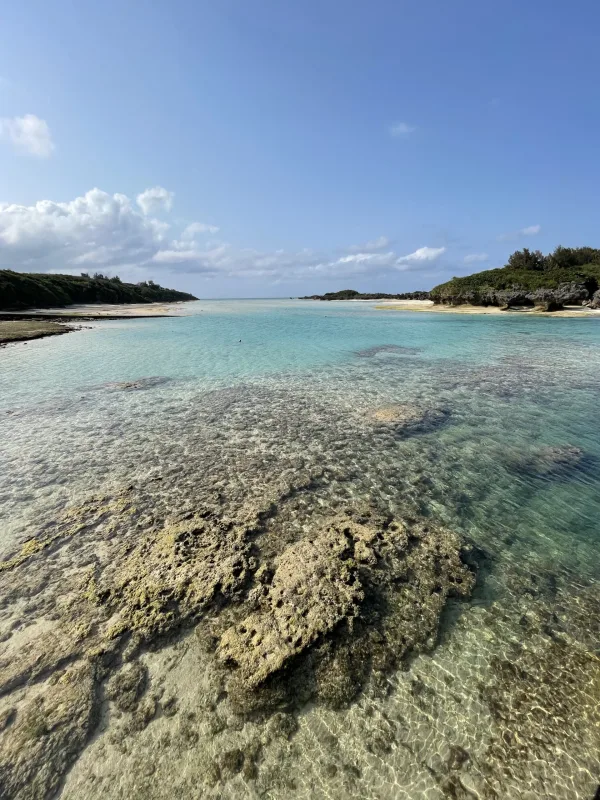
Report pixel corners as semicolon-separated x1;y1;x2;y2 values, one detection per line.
0;496;475;797
219;512;474;711
218;525;363;689
588;289;600;309
92;513;256;643
434;281;592;311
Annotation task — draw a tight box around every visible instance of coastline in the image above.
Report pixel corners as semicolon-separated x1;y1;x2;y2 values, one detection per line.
374;299;600;317
0;319;77;347
0;302;192;347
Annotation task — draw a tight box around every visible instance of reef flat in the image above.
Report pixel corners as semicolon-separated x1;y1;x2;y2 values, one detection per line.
1;301;599;799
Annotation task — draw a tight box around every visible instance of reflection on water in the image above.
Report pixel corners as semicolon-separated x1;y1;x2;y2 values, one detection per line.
0;300;598;799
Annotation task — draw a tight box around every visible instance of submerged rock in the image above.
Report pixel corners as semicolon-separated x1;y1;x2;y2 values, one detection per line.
100;376;170;392
219;511;474;712
106;662;148;712
0;662;99;800
509;444;585;479
365;403;448;431
355;344;422;358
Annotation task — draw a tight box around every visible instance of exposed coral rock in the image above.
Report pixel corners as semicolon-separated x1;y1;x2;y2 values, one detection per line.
93;513;256;643
219;512;474;710
218;525;363;689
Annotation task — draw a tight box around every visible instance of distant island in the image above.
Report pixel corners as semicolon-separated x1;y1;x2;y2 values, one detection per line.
300;289;430;301
0;270;197;311
301;247;600;313
431;246;600;311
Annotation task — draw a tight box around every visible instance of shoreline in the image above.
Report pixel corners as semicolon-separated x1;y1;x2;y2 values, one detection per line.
374;299;600;318
0;302;191;347
0;319;78;347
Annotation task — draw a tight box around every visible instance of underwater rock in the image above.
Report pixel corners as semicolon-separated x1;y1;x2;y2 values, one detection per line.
354;344;422;358
365;403;448;431
219;511;474;711
106;662;148;712
509;444;585;479
0;662;99;800
100;376;170;392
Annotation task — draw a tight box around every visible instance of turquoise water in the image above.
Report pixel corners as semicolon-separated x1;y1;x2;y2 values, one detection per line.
1;300;599;799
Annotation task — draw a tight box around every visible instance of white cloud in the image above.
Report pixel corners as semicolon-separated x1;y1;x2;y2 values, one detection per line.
0;114;54;157
464;252;489;264
498;224;541;241
0;188;169;270
520;224;541;235
0;186;453;284
181;221;220;238
389;121;416;137
136;186;174;215
396;246;445;265
348;235;390;252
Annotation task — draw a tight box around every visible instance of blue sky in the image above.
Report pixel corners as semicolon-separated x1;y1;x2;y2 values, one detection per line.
0;1;599;297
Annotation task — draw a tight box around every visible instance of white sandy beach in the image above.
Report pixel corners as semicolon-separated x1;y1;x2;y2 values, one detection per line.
374;299;600;318
4;302;193;318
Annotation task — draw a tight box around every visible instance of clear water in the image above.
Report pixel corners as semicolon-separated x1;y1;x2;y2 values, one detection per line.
1;300;599;799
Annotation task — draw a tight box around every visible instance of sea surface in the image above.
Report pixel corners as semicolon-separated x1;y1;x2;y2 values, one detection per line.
0;299;599;800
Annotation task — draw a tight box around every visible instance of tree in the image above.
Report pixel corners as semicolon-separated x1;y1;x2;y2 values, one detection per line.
506;248;546;272
547;245;600;270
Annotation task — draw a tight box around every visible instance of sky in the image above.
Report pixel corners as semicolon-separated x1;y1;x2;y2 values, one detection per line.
0;1;599;298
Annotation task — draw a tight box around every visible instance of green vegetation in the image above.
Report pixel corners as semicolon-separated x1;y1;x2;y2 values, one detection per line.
431;246;600;310
0;270;197;310
301;289;430;301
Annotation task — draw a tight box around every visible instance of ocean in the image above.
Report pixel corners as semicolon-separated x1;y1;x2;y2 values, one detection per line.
0;299;599;799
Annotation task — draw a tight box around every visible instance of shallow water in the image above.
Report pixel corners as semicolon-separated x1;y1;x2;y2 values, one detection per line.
0;300;599;799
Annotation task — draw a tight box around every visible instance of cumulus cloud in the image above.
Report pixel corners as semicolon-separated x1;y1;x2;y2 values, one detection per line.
498;224;541;241
136;186;174;215
0;114;54;157
464;252;489;264
396;246;445;265
389;122;416;137
0;185;450;284
0;188;169;270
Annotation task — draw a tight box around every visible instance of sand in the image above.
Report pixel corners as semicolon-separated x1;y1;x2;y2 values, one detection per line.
2;302;191;318
375;299;600;317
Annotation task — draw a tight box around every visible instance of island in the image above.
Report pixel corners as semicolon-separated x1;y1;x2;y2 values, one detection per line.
300;289;430;301
301;247;600;314
0;270;197;346
430;246;600;311
0;270;197;310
